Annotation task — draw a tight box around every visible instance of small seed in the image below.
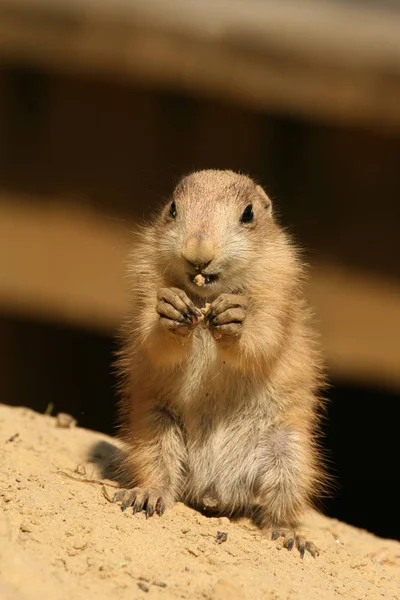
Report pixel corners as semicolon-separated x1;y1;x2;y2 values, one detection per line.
194;274;206;287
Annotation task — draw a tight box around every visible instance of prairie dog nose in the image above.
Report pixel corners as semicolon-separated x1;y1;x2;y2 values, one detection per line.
181;236;215;271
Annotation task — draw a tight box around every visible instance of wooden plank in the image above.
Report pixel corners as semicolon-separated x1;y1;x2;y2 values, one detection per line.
0;0;400;131
1;193;399;390
307;266;400;391
0;196;131;332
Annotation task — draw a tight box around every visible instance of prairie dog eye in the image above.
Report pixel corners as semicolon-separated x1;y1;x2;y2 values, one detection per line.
169;201;177;219
241;204;254;224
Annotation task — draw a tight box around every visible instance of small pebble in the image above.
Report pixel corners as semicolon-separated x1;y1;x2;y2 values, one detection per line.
73;538;87;550
216;531;228;544
56;413;77;428
20;522;33;533
75;464;86;476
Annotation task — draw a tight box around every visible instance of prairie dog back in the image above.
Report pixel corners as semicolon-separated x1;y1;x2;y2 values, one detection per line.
114;169;326;558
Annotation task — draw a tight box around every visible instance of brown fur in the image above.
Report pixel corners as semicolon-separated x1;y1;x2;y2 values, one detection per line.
115;170;327;537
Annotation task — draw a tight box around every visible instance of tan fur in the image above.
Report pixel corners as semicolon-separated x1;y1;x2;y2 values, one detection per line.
115;169;327;532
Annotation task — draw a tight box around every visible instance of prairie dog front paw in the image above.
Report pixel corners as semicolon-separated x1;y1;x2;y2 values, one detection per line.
207;294;248;342
157;287;201;337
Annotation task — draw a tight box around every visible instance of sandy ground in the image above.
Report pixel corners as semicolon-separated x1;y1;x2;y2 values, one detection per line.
0;404;399;600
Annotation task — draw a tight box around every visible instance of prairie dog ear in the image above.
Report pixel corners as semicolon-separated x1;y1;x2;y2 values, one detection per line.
256;184;273;216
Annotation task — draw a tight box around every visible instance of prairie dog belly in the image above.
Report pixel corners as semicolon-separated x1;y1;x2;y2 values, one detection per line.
171;327;270;510
183;412;264;511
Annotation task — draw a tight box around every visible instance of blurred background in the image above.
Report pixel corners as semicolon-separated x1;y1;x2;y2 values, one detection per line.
0;0;399;540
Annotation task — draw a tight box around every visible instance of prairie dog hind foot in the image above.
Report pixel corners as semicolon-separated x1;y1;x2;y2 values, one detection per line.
113;487;168;518
269;526;319;558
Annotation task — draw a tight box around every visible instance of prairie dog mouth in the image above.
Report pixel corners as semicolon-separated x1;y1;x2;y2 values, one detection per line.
190;273;219;287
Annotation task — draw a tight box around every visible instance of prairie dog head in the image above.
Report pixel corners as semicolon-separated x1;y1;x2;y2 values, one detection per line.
155;170;279;298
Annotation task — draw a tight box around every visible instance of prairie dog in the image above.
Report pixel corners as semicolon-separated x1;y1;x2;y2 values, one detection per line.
114;170;326;557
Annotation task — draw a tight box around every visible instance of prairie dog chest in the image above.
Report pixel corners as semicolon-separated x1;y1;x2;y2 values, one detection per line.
174;325;268;418
176;325;220;395
174;328;267;446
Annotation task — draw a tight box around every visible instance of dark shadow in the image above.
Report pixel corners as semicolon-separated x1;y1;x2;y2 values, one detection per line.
87;439;131;488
